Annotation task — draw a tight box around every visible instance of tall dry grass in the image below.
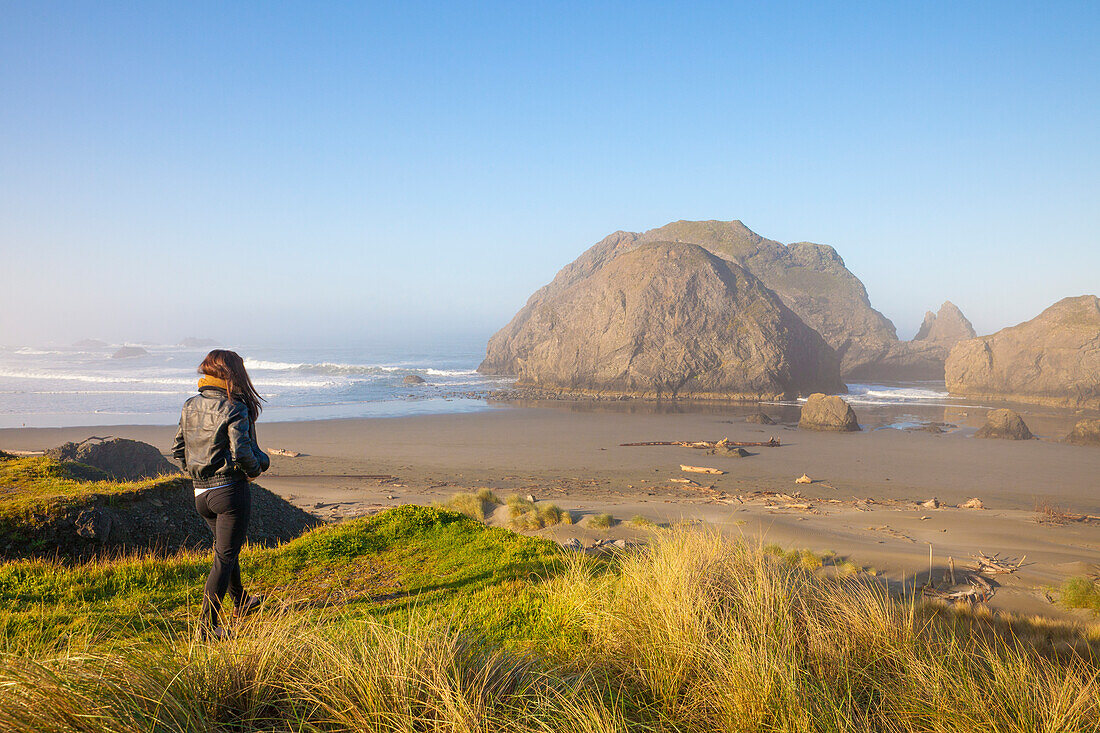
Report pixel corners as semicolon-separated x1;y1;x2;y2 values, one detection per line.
0;612;628;733
2;528;1098;732
548;531;1100;732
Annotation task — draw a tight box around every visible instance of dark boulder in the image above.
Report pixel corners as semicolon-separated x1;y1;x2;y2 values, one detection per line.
403;374;427;385
799;393;860;432
974;409;1034;440
745;412;775;425
1064;418;1100;447
46;438;178;481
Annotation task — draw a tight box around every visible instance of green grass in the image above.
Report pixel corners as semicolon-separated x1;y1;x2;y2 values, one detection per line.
628;514;655;527
1061;576;1100;614
0;505;568;650
3;526;1099;732
587;512;613;529
3;461;1100;731
0;455;183;520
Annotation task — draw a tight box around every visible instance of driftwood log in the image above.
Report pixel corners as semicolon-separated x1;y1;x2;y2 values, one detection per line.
680;465;726;475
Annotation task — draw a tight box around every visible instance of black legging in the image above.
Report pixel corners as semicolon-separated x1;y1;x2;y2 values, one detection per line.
195;481;251;627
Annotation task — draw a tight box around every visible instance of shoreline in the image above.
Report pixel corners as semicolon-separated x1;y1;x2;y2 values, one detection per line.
3;405;1100;621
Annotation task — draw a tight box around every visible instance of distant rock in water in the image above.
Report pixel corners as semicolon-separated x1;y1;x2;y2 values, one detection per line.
179;337;220;348
46;438;178;481
480;241;843;400
798;393;860;432
71;338;108;349
946;295;1100;410
1064;418;1100;447
913;301;976;343
846;301;976;381
974;409;1033;440
111;346;148;359
403;374;426;385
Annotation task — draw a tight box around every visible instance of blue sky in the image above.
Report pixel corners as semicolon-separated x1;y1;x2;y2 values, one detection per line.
1;1;1097;347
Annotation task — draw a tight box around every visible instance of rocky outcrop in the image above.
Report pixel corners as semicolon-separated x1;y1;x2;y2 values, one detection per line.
1064;419;1100;447
946;295;1100;410
482;219;891;385
974;409;1033;440
0;454;321;560
403;374;426;385
46;438;178;481
111;346;148;359
798;393;860;431
846;301;976;381
481;241;843;400
914;301;976;343
630;221;898;375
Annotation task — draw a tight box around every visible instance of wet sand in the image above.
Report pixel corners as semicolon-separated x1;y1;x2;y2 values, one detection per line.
3;405;1100;620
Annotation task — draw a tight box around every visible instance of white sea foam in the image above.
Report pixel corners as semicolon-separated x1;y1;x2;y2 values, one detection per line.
244;358;479;378
0;369;327;390
845;384;949;404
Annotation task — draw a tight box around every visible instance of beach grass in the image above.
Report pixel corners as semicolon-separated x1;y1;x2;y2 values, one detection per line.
1061;576;1100;614
506;495;571;530
438;487;502;521
3;461;1100;731
2;522;1100;731
587;512;613;529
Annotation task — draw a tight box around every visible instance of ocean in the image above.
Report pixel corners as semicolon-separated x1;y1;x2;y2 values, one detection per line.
0;340;513;428
0;341;1059;434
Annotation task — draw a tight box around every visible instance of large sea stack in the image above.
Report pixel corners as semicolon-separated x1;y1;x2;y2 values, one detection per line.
480;241;843;399
622;220;898;375
945;295;1100;410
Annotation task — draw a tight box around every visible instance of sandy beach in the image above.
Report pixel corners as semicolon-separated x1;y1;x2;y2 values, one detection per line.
4;404;1100;619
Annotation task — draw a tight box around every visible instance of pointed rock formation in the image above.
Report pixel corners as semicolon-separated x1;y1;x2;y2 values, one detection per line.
913;302;976;343
946;295;1100;410
848;301;977;381
480;241;843;400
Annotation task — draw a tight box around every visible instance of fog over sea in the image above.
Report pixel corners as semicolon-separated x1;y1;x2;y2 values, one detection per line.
0;340;514;428
0;339;983;430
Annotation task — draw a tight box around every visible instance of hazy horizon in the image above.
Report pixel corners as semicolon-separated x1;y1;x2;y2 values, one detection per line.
2;3;1097;348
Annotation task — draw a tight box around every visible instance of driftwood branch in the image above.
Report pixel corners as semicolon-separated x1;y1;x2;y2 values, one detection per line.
620;437;781;448
971;552;1026;574
680;465;726;475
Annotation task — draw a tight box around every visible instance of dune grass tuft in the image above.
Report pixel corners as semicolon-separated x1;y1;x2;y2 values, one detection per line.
506;496;572;530
587;513;613;530
628;514;655;527
438;488;502;521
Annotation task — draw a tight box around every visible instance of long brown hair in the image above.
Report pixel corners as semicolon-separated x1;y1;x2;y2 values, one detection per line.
198;350;265;419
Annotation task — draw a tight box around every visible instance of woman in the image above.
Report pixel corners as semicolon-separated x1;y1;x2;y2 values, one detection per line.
172;349;270;638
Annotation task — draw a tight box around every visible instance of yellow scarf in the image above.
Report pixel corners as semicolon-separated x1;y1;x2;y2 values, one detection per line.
198;375;229;391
